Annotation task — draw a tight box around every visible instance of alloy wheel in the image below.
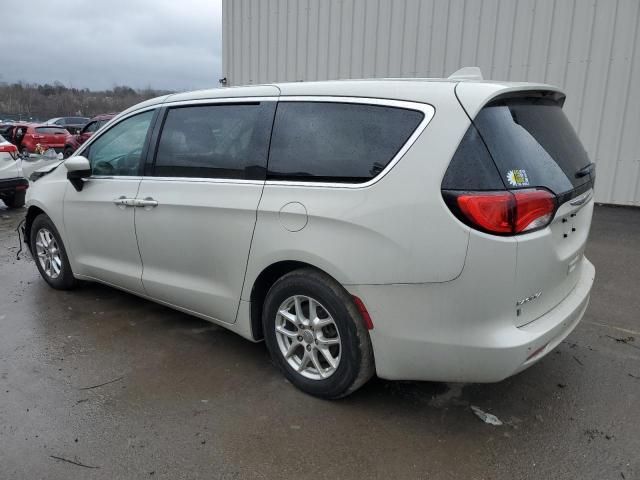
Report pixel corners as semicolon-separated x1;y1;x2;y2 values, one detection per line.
274;295;342;380
34;228;62;279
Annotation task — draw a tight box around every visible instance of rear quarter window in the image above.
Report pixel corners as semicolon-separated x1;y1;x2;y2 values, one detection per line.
267;102;424;183
441;124;504;190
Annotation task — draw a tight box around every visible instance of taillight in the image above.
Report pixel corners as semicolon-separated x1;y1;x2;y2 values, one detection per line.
456;191;513;234
0;143;18;160
512;189;556;232
443;188;557;235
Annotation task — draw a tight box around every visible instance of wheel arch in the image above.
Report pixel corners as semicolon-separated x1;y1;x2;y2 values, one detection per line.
24;205;46;250
249;260;342;341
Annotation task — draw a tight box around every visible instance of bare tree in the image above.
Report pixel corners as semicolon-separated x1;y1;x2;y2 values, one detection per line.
0;82;174;121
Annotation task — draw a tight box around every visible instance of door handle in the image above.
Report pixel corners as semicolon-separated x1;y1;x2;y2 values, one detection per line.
135;197;158;208
113;196;137;207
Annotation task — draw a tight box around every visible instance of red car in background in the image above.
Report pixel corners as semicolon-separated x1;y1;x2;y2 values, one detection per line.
63;113;116;158
7;123;69;156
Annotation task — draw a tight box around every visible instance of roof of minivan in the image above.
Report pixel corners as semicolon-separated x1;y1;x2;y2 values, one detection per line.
116;78;563;120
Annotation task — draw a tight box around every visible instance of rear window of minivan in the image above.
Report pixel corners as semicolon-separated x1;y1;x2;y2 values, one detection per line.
267;102;424;183
473;97;593;194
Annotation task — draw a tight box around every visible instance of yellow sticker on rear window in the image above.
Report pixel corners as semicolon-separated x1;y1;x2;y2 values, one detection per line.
506;169;529;187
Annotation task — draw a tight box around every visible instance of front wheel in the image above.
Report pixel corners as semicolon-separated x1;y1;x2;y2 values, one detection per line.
29;214;77;289
262;269;374;399
63;146;74;159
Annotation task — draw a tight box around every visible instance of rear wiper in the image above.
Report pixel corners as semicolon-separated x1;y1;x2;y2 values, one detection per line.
575;162;595;178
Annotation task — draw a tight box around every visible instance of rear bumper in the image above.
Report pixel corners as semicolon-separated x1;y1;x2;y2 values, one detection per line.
0;177;29;193
347;257;595;382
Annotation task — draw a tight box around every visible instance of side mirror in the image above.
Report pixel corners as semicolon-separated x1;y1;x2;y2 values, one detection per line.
65;155;91;191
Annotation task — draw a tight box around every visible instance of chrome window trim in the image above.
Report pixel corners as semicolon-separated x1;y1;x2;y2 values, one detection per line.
79;95;434;188
88;176;144;181
162;96;279;108
265;96;435;189
86;175;264;185
140;177;264;185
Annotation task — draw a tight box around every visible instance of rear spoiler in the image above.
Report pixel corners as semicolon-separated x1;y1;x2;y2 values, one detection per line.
455;82;565;120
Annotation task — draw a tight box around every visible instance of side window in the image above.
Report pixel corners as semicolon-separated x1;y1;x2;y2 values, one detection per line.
268;102;424;182
153;103;274;180
86;110;154;176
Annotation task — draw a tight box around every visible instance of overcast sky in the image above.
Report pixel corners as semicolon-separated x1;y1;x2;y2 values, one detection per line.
2;0;222;92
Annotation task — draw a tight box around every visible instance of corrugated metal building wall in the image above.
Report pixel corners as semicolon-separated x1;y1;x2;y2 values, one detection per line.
222;0;640;206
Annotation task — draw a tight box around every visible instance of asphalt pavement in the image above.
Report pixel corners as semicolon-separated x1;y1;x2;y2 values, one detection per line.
0;203;638;479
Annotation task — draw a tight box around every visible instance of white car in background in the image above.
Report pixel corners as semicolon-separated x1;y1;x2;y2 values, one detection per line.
0;134;28;208
23;73;596;398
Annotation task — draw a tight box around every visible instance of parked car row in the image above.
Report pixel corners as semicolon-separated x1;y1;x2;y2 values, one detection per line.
44;116;90;134
0;113;116;158
0;123;68;156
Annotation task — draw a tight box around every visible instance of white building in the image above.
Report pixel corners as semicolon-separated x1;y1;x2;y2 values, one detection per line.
222;0;640;206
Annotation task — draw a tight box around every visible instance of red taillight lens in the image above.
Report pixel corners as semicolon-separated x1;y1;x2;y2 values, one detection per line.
0;143;18;160
456;191;514;234
445;189;556;235
512;189;556;233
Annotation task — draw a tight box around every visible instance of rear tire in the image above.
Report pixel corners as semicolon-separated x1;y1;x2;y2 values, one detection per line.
63;146;74;159
262;268;374;399
29;214;77;290
2;191;25;208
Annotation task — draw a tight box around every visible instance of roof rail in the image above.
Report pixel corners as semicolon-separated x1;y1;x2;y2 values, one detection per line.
448;67;484;81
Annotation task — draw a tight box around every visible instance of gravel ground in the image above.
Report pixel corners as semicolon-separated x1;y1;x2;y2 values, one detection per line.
0;203;638;479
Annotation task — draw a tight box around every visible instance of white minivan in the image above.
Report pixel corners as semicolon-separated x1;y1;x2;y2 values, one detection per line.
24;76;595;398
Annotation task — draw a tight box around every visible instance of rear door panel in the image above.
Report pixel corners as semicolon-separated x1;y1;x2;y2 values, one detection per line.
135;179;264;323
